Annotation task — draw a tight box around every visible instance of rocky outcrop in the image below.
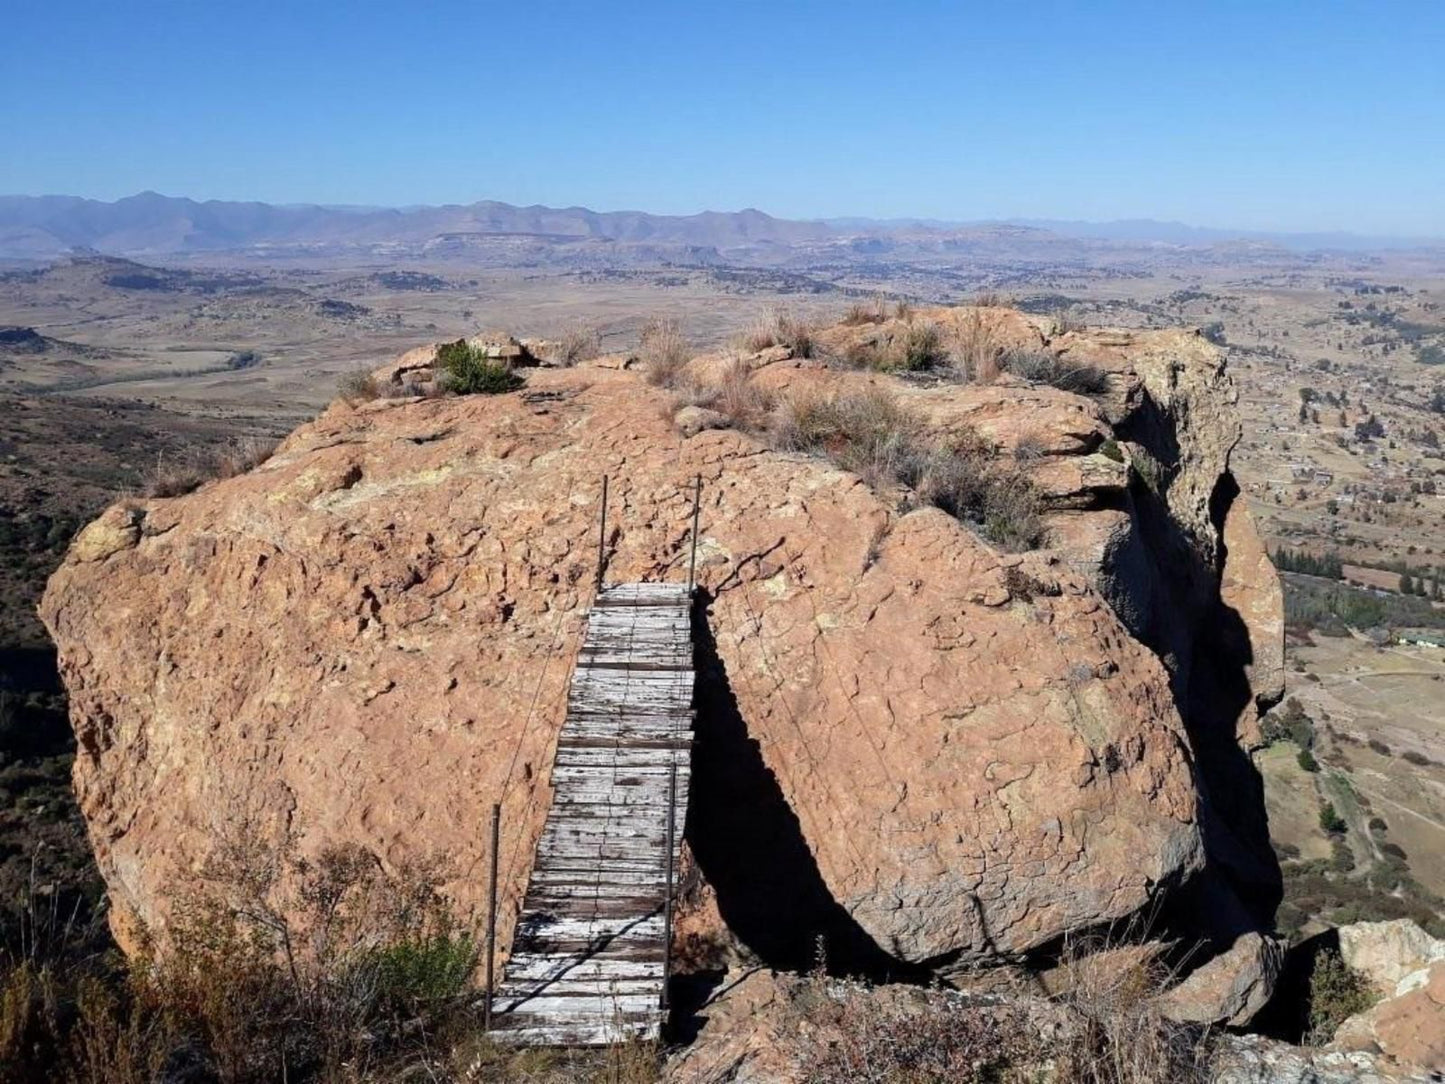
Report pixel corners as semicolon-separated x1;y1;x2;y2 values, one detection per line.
1338;921;1445;991
1328;922;1445;1073
41;308;1281;979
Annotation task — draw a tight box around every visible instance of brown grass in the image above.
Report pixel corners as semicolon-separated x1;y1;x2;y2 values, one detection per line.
773;387;1045;550
553;324;602;367
711;359;777;430
1050;934;1213;1084
840;297;889;326
949;308;1002;382
794;946;1214;1084
742;307;816;358
1001;350;1110;395
337;369;381;403
141;436;280;498
0;832;492;1084
640;317;691;387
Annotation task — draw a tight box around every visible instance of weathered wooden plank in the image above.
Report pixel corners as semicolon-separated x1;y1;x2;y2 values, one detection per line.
493;582;693;1046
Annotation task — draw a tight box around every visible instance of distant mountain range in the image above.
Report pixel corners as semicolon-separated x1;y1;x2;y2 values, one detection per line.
0;192;1437;260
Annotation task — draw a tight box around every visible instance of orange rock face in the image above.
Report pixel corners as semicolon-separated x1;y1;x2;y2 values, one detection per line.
41;313;1281;972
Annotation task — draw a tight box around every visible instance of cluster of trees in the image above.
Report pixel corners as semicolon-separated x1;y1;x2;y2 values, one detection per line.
1354;414;1386;441
1274;548;1345;579
1283;575;1445;635
1399;570;1444;601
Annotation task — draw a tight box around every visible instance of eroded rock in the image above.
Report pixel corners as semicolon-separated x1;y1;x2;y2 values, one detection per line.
41;310;1280;978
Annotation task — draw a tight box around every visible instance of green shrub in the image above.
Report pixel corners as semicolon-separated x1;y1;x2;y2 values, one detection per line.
1306;949;1376;1045
1099;438;1124;463
1297;748;1319;773
1330;838;1356;873
1319;802;1346;835
436;339;523;395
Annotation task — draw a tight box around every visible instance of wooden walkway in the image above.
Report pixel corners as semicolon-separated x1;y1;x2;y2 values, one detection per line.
491;582;695;1046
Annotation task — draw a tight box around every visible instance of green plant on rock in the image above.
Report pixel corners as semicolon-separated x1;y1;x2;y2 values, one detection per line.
1306;948;1376;1045
436;339;523;395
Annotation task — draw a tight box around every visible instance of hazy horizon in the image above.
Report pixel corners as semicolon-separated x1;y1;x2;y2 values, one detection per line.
5;189;1444;250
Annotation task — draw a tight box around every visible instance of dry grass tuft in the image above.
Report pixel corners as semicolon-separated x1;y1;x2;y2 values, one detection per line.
742;307;816;358
640;317;691;387
141;436;280;498
774;387;1045;550
1052;306;1085;336
840;297;889;326
1001;350;1110;395
711;359;777;430
949;308;1003;382
337;369;382;403
773;386;923;487
797;980;1037;1084
554;324;603;367
1049;933;1213;1084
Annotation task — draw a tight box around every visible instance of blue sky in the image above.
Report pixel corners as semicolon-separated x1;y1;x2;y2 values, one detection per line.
3;0;1443;234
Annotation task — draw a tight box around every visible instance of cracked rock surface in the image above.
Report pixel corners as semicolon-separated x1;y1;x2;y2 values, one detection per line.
41;314;1281;971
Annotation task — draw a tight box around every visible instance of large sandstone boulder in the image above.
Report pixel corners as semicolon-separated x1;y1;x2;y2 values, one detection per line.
41;311;1280;976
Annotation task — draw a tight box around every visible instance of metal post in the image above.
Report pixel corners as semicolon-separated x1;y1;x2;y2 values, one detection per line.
686;474;702;593
484;802;500;1031
661;760;677;1012
595;475;609;590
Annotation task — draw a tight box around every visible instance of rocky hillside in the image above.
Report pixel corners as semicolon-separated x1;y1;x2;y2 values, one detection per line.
42;307;1283;1006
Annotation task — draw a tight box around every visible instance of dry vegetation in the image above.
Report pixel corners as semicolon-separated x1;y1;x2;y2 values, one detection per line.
142;435;279;498
552;324;602;367
742;307;817;358
794;940;1212;1084
0;835;661;1084
640;317;690;387
772;387;1045;550
1000;350;1110;394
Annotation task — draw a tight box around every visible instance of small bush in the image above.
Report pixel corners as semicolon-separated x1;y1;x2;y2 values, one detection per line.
1367;738;1392;756
1001;350;1110;395
337;369;381;402
639;317;690;387
1099;438;1125;463
436;339;523;395
744;308;816;358
1319;802;1347;835
554;324;602;366
1330;838;1356;873
1306;949;1376;1045
1401;750;1432;766
897;321;946;370
840;299;887;326
1298;748;1319;772
950;308;1001;382
711;359;777;431
1130;447;1166;496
